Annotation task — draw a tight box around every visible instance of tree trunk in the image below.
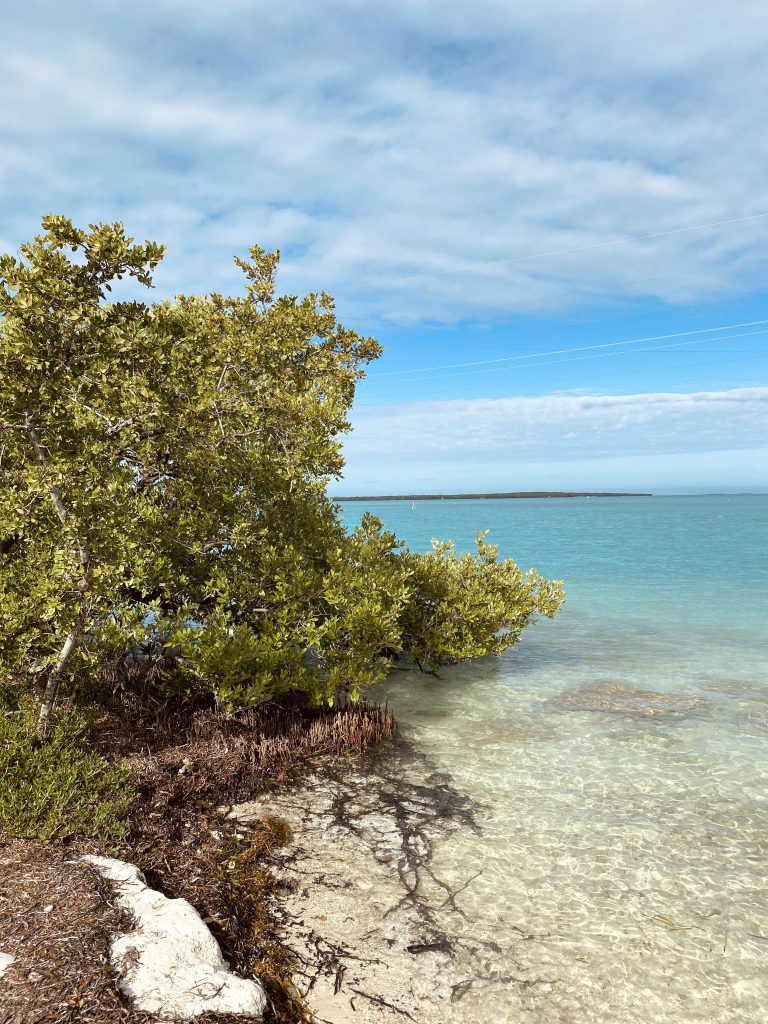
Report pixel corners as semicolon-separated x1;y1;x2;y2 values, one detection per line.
35;622;83;733
24;413;92;733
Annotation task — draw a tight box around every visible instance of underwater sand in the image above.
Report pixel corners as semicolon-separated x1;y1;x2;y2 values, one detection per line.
251;496;768;1022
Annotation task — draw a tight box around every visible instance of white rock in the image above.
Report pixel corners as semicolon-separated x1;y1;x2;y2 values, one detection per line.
82;856;266;1020
0;951;15;978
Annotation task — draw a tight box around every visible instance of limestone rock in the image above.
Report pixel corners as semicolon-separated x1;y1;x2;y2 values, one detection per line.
550;681;711;718
82;855;266;1020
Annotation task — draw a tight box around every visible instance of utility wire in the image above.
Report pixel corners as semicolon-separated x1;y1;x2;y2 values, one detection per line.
361;329;768;388
369;318;768;378
355;353;768;407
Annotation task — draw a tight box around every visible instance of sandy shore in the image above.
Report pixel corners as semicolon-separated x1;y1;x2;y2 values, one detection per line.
225;746;555;1024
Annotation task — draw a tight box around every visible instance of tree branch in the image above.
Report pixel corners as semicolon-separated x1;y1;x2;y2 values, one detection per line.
24;412;93;733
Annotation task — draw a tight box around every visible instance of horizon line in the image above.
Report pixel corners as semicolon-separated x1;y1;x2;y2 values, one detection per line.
333;491;653;501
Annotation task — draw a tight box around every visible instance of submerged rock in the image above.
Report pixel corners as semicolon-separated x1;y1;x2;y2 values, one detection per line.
82;855;266;1020
549;681;711;719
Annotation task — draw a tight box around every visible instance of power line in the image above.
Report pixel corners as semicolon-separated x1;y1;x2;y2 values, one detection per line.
355;353;768;407
368;318;768;378
360;330;768;390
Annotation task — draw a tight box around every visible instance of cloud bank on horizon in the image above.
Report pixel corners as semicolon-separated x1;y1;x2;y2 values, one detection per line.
341;387;768;493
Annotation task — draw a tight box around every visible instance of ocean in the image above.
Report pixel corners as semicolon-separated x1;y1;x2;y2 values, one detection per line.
339;495;768;1023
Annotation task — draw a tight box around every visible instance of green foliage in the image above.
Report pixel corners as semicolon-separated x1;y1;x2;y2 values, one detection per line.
0;689;130;843
0;216;563;720
399;532;563;670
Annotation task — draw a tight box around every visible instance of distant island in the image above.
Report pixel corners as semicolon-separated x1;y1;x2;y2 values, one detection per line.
335;491;652;501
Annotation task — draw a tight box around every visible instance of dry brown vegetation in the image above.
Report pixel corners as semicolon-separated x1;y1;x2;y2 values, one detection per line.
0;696;396;1024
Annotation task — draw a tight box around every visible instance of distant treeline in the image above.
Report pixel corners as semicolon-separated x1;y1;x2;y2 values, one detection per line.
335;491;653;501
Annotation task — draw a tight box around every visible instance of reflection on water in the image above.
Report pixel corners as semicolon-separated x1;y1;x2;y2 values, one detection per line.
345;496;768;1023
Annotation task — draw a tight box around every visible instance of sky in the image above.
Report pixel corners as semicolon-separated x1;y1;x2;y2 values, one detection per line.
1;1;767;493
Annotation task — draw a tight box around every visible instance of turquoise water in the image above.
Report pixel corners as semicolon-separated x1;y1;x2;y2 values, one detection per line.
341;495;768;1023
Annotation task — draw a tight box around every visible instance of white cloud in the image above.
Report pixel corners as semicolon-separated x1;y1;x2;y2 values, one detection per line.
340;387;768;491
2;2;768;322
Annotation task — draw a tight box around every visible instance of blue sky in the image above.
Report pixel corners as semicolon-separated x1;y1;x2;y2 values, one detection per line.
2;1;767;492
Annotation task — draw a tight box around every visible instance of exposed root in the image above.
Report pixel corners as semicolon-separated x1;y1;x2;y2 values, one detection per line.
350;988;417;1019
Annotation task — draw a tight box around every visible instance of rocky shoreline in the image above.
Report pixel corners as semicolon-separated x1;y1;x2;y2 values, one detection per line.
1;741;497;1024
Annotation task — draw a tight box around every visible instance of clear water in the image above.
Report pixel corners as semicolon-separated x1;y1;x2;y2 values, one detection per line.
340;495;768;1023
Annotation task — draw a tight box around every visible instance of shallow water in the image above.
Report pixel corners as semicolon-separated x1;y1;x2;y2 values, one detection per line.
341;496;768;1023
